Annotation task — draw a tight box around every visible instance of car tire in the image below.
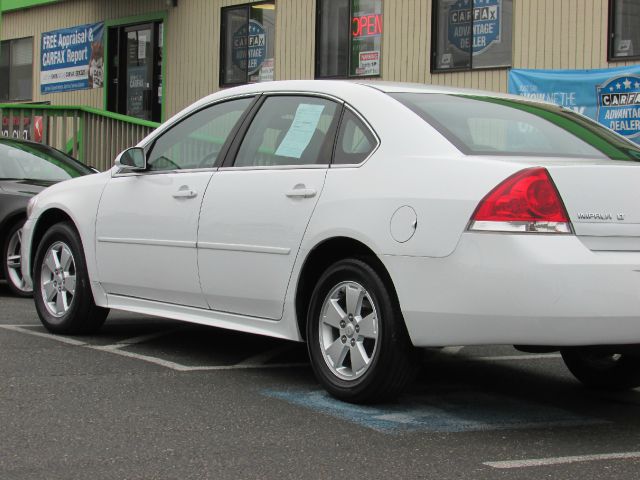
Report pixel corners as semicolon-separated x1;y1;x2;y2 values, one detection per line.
33;222;109;334
306;258;418;404
2;220;33;297
561;348;640;390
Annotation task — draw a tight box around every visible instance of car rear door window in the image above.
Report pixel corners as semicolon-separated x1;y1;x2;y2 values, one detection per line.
233;96;340;167
147;96;254;172
333;109;377;164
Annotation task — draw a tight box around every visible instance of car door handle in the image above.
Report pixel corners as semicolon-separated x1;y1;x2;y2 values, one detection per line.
285;187;317;198
173;186;198;199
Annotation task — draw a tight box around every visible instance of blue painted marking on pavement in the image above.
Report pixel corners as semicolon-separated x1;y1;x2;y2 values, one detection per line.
262;389;605;434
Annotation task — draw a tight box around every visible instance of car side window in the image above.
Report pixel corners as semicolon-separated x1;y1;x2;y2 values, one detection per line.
147;97;253;172
233;96;339;168
333;109;377;165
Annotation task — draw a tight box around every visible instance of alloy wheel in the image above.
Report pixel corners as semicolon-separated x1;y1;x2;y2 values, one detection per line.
6;227;32;294
318;281;379;381
40;241;76;318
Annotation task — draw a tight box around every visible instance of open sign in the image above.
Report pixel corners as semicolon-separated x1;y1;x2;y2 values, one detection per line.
352;13;383;38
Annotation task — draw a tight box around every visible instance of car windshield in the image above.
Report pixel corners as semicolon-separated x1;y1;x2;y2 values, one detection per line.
0;140;93;181
390;92;640;161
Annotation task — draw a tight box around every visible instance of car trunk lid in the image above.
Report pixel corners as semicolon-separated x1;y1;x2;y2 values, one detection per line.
546;163;640;251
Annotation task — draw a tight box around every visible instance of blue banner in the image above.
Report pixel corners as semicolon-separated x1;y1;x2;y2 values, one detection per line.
509;66;640;143
40;22;104;94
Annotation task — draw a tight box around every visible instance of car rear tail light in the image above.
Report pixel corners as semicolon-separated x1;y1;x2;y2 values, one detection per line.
468;167;573;234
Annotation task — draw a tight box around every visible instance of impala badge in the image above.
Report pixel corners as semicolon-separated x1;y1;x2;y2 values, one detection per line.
577;213;613;221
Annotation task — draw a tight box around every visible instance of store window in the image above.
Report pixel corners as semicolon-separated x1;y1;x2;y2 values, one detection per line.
220;1;276;87
316;0;383;78
609;0;640;59
0;37;33;102
431;0;512;72
107;21;163;122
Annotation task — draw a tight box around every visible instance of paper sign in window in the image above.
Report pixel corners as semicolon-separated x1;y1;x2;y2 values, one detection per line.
275;104;325;158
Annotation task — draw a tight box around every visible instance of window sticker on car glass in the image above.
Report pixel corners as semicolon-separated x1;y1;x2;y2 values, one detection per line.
275;104;325;158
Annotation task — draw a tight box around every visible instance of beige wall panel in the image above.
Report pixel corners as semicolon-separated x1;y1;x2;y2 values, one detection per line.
545;0;555;69
560;0;569;68
416;0;427;84
567;0;577;69
164;0;219;116
533;0;544;68
584;0;594;68
513;0;522;67
575;0;585;68
274;0;314;82
408;0;417;82
380;0;393;79
5;0;640;115
402;0;411;82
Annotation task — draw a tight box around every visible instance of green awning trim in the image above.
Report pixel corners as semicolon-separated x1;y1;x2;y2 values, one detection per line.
1;0;59;12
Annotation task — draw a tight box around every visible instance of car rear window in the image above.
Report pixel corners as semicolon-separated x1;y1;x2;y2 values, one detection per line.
390;93;640;161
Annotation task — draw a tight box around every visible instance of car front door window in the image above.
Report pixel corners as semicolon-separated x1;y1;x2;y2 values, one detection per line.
147;96;254;171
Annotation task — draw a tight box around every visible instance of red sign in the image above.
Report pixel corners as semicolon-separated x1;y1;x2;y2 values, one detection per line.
352;13;383;38
1;116;43;142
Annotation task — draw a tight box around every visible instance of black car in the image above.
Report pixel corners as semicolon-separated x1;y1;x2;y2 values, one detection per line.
0;138;94;296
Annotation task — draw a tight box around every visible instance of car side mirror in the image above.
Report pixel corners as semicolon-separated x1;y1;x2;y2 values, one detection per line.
116;147;146;171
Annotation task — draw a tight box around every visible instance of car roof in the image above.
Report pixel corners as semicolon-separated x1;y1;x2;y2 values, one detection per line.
149;80;557;145
210;79;549;106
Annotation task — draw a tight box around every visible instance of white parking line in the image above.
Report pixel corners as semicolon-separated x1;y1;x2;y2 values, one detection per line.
92;344;307;371
484;451;640;469
0;324;561;372
91;344;197;371
174;362;309;372
0;324;306;372
0;325;88;346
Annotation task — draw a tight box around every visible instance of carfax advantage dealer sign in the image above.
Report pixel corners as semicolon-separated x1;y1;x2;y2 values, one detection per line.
40;22;104;94
509;65;640;144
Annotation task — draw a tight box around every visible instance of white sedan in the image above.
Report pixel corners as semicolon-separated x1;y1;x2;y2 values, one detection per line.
21;80;640;403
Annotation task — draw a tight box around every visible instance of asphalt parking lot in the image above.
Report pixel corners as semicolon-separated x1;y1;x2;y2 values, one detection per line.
2;281;640;480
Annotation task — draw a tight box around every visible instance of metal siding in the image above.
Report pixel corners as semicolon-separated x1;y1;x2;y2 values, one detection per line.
4;0;640;115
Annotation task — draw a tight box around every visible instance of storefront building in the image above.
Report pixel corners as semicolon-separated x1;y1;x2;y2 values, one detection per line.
1;0;640;123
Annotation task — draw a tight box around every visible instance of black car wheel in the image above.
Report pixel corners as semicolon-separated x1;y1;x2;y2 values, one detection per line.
306;258;418;404
561;348;640;390
33;222;109;334
2;220;33;297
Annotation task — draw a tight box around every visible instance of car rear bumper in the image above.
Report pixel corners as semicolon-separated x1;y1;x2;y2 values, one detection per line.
20;217;35;291
383;233;640;347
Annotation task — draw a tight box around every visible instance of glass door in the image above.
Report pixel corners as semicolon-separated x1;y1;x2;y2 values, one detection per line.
107;21;163;122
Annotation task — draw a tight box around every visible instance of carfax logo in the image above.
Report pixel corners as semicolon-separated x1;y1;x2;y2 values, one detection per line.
596;74;640;140
232;20;267;75
447;0;501;55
